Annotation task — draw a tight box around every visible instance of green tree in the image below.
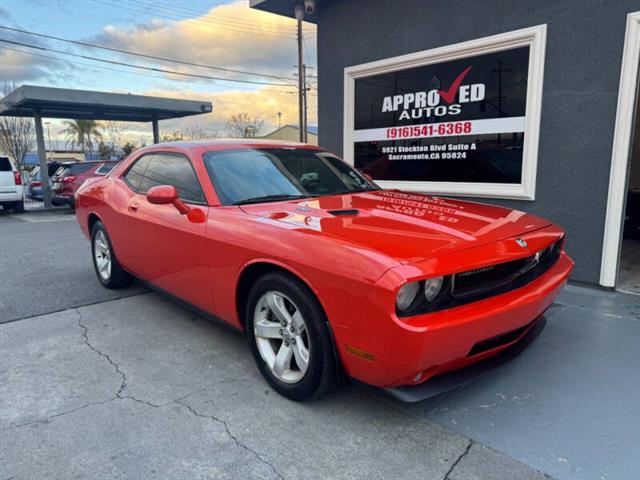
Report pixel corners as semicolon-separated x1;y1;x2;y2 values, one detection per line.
60;119;102;153
122;142;136;157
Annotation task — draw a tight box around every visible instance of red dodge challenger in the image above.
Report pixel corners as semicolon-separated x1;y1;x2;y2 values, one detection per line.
75;140;573;401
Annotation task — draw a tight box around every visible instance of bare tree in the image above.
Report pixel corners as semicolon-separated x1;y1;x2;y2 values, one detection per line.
183;126;212;140
0;82;35;169
224;112;265;138
102;121;123;150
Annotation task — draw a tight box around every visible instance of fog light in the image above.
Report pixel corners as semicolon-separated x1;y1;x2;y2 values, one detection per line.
424;276;444;301
396;282;420;311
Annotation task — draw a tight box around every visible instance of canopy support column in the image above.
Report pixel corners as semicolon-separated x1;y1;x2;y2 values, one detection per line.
152;118;160;144
33;111;52;208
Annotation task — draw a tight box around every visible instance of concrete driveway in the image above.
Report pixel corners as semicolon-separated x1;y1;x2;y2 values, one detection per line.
1;211;638;480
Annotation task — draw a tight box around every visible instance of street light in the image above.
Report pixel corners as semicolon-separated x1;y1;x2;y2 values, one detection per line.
44;121;52;161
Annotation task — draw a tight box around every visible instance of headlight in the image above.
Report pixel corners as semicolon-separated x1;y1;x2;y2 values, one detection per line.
396;282;420;311
423;276;444;301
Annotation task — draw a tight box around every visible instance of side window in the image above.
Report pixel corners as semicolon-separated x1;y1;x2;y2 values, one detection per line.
139;154;205;204
96;163;116;175
123;155;152;191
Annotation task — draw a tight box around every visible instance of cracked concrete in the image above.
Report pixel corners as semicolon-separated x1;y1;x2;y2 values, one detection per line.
0;293;550;480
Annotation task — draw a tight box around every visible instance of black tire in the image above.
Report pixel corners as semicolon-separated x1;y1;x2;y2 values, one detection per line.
245;272;337;401
12;200;24;213
91;221;134;289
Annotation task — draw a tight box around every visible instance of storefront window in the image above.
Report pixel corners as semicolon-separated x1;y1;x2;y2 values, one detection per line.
343;26;546;200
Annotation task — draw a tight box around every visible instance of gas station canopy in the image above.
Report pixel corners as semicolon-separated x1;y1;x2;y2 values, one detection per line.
0;85;212;122
0;84;213;208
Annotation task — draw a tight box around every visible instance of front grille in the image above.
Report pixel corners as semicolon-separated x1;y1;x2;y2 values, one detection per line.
452;238;563;302
396;237;564;317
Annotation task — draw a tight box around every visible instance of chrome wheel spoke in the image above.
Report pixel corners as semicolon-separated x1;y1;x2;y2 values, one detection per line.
272;342;293;378
292;338;309;374
291;311;305;332
266;292;292;325
254;319;283;339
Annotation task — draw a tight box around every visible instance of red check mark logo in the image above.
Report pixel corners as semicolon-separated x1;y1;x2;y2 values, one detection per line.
437;66;472;104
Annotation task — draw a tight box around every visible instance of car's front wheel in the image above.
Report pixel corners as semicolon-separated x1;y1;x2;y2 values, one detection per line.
91;221;134;289
246;272;337;401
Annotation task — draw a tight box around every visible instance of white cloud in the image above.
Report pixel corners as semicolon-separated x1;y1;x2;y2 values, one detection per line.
92;1;316;85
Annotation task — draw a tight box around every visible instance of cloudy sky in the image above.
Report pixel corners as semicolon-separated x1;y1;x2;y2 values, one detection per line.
0;0;317;143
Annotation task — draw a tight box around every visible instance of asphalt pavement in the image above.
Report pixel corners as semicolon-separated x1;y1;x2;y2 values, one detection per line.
1;210;638;480
0;208;147;324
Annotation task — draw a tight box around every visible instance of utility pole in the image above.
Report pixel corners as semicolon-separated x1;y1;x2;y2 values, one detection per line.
295;5;305;142
302;63;308;143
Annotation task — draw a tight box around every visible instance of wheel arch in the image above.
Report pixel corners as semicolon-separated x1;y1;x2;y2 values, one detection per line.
234;259;326;332
87;212;102;234
235;259;344;383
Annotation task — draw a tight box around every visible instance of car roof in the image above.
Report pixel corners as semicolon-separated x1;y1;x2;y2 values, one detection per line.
137;138;320;154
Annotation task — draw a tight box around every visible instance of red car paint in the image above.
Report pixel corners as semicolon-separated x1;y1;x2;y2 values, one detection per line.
75;140;574;388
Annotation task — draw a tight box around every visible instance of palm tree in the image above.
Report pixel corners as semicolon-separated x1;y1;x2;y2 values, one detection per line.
61;120;102;154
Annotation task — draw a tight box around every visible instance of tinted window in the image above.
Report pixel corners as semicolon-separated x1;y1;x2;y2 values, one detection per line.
69;163;95;175
96;162;117;175
138;154;205;204
123;155;152;191
0;157;11;171
203;148;378;205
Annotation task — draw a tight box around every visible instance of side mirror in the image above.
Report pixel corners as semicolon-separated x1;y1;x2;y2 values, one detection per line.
146;185;190;214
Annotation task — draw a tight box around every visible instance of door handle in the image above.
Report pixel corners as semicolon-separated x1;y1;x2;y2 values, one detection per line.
128;203;139;213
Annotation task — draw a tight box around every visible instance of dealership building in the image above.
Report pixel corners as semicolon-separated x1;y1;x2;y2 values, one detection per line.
252;0;640;291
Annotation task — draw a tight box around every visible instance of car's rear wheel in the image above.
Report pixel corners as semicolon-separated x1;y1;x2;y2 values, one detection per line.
12;200;24;213
246;272;337;401
91;221;134;289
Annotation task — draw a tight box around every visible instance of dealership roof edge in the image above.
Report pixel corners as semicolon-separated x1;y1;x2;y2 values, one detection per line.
0;85;213;122
250;0;318;23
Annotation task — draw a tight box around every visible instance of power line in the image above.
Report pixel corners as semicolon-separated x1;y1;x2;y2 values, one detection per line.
94;0;312;41
0;38;298;87
131;0;315;36
0;45;307;96
0;25;297;82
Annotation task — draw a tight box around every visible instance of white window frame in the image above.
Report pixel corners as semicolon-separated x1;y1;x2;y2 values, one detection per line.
600;11;640;287
343;25;547;201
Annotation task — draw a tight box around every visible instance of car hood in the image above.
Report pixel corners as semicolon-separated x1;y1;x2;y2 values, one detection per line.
239;190;551;264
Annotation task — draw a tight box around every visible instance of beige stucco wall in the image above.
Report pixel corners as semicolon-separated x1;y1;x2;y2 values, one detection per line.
262;126;318;146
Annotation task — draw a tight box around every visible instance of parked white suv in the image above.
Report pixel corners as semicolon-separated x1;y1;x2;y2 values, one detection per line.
0;156;25;213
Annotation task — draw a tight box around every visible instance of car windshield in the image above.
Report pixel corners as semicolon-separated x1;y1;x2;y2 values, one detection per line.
203;148;378;206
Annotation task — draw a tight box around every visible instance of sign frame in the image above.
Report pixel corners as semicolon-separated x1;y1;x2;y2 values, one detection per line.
343;25;547;201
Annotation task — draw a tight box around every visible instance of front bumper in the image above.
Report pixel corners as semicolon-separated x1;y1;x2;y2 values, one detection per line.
334;237;573;390
358;316;547;402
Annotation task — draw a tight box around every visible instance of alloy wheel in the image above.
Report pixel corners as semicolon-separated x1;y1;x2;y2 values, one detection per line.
253;291;310;384
93;230;112;281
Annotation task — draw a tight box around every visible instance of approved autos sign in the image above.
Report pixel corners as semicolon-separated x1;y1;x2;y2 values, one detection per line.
353;47;530;185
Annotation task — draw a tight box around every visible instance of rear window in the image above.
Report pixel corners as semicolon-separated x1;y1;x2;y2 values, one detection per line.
0;157;12;171
68;163;95;175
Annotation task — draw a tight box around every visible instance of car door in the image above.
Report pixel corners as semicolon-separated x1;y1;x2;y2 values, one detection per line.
121;152;212;311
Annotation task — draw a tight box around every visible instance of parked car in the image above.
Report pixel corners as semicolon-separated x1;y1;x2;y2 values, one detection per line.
624;187;640;240
0;155;25;213
75;140;574;401
52;161;119;208
29;161;77;201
